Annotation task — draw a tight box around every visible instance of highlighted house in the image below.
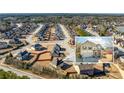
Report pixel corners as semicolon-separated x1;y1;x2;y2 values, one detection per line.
80;40;102;58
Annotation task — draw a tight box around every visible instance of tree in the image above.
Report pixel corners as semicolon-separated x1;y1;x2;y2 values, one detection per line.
4;53;31;69
0;69;30;79
4;53;14;64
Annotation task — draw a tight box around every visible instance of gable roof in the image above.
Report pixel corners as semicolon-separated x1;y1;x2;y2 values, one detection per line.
81;40;97;46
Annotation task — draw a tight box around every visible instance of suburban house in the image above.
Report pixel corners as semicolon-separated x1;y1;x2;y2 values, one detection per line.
80;40;102;58
120;41;124;47
55;25;65;40
9;38;22;44
31;44;44;51
114;36;124;47
78;63;111;76
0;42;8;49
92;25;97;32
52;44;65;57
50;57;77;75
17;50;31;61
82;24;87;29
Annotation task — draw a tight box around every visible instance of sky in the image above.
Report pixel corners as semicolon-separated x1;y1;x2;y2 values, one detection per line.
75;36;113;48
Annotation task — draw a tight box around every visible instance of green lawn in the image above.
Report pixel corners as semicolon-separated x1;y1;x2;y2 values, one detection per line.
76;28;91;36
0;69;30;79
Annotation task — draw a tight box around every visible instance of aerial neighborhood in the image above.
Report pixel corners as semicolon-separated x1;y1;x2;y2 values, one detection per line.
0;14;124;79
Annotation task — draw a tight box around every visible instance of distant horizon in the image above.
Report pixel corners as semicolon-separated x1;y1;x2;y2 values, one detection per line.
1;13;124;17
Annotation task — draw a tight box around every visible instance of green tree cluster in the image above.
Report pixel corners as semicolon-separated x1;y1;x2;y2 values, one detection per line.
4;53;30;69
0;69;29;79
